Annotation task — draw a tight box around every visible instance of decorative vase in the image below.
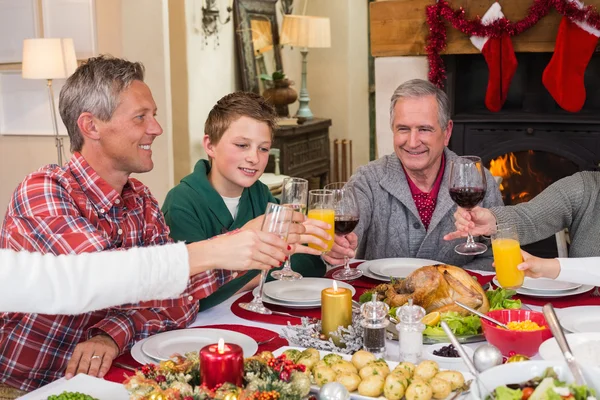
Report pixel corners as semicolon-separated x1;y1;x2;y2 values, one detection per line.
263;78;298;117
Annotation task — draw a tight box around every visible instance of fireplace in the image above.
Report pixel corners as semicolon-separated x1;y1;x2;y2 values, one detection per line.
446;52;600;257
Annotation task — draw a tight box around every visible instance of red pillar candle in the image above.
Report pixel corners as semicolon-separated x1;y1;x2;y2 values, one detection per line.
199;339;244;388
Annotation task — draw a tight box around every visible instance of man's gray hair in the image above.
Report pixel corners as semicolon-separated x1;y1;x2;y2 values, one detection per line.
59;55;145;152
389;79;451;131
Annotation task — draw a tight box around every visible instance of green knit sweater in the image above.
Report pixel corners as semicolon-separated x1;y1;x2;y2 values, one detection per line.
162;159;326;310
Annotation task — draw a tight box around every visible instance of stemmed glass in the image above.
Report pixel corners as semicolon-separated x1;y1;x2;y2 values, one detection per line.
325;182;362;281
271;177;308;281
448;156;488;255
238;203;293;315
307;189;335;254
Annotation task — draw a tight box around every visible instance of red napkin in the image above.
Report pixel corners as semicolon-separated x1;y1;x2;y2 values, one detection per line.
104;324;288;384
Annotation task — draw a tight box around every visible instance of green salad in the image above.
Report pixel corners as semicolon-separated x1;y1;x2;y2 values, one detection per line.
489;367;596;400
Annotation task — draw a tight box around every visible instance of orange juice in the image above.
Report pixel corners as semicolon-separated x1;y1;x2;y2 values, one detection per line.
492;238;524;289
307;208;335;252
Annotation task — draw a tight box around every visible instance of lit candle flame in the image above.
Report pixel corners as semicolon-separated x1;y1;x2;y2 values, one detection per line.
333;280;338;292
217;338;225;354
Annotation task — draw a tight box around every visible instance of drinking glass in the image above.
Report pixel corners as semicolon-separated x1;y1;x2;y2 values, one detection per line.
307;189;335;253
448;156;488;255
271;177;308;281
238;203;293;314
325;182;362;281
491;223;525;289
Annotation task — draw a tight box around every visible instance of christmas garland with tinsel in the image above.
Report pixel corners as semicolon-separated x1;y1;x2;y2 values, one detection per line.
123;352;312;400
426;0;600;87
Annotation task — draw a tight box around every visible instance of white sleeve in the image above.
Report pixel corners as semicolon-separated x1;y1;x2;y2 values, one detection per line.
0;242;190;314
556;257;600;287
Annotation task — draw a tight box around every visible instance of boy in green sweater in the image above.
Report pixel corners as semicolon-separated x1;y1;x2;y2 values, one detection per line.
162;92;329;310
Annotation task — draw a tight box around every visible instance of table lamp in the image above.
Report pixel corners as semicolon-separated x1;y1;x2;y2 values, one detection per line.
280;15;330;120
22;38;77;166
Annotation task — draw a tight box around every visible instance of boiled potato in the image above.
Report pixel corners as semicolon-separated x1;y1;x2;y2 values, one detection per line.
388;371;409;388
323;353;343;366
383;373;406;400
358;375;385;397
331;360;358;375
393;361;416;378
282;349;301;362
351;349;377;370
414;360;439;381
312;360;327;371
429;377;452;399
297;348;320;370
435;370;465;391
336;372;361;392
313;365;337;387
405;379;433;400
359;361;390;379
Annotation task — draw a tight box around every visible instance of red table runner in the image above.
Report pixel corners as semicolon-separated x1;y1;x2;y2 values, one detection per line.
104;324;288;384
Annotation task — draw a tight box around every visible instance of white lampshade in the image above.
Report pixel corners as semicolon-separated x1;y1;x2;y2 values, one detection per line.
22;38;77;80
280;15;331;48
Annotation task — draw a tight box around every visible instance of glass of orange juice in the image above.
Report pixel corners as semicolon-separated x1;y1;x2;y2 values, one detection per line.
491;224;525;289
307;189;335;252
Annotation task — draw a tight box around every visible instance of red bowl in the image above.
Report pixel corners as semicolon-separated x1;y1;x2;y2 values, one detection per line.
481;309;554;357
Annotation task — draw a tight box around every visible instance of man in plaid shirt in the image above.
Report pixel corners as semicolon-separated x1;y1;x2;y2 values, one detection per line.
0;56;268;393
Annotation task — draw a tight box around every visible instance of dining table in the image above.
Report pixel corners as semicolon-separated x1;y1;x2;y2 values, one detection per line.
98;260;600;388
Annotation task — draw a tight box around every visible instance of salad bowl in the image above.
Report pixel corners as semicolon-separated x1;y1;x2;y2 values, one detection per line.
470;361;599;400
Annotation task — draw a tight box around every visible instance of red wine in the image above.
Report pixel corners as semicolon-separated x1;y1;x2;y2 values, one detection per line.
449;187;486;209
335;216;359;235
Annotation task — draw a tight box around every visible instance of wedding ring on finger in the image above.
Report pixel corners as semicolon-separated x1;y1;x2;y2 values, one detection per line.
90;355;102;361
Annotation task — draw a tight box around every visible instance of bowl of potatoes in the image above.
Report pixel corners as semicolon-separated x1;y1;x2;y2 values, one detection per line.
273;346;471;400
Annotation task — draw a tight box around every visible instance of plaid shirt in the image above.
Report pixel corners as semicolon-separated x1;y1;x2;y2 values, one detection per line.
0;152;231;391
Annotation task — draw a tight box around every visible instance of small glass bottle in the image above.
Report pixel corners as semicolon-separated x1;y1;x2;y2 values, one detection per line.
396;298;426;363
360;293;389;358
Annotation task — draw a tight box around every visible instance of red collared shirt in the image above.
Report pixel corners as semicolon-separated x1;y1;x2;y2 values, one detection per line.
402;154;446;230
0;152;231;391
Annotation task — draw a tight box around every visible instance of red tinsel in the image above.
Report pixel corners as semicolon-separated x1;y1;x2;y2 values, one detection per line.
427;0;600;88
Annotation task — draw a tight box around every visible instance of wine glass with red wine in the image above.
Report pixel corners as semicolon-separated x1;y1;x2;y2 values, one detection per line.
448;156;488;255
325;182;362;281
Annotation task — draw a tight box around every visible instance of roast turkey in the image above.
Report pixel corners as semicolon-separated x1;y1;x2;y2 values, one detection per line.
372;264;489;315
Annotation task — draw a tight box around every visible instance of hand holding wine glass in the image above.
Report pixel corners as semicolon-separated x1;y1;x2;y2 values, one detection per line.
238;203;293;315
325;182;362;281
448;156;488;255
271;177;308;281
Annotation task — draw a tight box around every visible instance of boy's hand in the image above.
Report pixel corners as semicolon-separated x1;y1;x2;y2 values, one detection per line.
517;250;560;279
242;215;265;231
323;233;358;265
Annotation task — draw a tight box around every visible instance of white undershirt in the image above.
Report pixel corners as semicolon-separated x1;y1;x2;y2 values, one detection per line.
222;195;241;219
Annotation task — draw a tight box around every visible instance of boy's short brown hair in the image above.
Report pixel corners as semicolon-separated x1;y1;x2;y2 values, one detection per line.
204;91;278;144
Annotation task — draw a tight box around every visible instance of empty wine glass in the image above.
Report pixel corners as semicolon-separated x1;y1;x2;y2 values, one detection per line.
238;203;293;314
449;156;488;255
271;177;308;281
325;182;362;281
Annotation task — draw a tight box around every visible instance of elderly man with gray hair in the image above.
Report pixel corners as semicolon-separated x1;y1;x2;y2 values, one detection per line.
324;79;502;271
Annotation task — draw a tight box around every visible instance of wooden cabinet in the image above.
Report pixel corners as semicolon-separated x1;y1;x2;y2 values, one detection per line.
266;118;332;189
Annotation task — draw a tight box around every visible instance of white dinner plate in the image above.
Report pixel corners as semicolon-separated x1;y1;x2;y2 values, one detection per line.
539;332;600;368
19;373;129;400
131;336;159;365
492;277;594;298
555;306;600;333
520;277;582;292
362;258;443;279
273;346;474;400
253;287;321;309
357;262;392;282
141;328;258;361
262;278;355;303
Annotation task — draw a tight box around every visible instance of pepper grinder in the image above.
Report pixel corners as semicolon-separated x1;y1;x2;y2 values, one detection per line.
396;298;426;363
360;293;390;358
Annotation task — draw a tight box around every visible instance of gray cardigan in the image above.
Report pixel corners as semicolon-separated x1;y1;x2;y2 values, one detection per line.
492;171;600;257
348;148;503;271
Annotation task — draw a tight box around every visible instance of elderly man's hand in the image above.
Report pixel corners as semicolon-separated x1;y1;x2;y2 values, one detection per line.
443;206;497;241
65;334;119;379
323;232;358;265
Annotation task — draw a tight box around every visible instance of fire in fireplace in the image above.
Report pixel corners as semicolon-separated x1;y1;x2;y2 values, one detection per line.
487;150;579;206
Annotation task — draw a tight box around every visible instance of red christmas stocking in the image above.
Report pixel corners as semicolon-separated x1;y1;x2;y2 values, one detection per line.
543;15;600;112
470;2;518;112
